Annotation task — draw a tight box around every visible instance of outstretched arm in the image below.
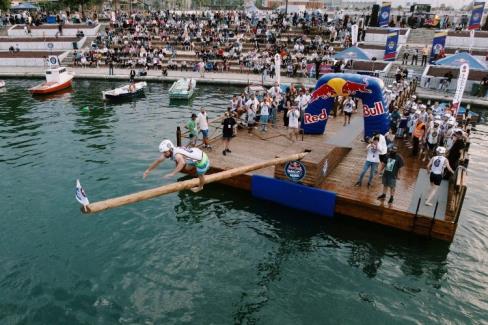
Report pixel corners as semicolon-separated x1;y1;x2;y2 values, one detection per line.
445;159;454;174
143;155;166;179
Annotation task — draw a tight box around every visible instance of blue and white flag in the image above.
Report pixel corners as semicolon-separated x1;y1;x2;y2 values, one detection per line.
75;179;90;207
383;29;399;61
430;31;447;63
378;2;391;27
469;2;485;30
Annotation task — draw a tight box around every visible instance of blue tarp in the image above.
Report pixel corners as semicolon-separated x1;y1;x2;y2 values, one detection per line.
334;46;370;60
434;52;487;71
10;2;40;10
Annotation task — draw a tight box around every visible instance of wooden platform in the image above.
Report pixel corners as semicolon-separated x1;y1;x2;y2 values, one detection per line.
187;111;462;242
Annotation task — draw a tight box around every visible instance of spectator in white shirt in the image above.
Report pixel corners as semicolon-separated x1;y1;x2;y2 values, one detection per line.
196;107;211;148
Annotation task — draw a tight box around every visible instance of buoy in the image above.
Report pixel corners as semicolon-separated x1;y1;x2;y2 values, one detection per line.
82;106;90;112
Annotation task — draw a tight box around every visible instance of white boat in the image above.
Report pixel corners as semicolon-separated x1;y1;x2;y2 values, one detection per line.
102;81;147;101
0;80;5;88
29;57;74;95
169;78;196;100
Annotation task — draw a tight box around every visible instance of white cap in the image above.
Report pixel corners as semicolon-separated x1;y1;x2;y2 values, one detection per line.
159;139;174;153
436;146;447;155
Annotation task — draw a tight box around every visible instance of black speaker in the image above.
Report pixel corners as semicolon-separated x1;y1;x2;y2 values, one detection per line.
370;4;380;27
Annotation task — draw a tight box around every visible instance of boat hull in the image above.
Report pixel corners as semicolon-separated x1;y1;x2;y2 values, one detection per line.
103;88;145;101
29;78;73;95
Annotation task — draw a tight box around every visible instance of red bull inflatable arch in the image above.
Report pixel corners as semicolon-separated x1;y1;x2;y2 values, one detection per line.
303;73;390;138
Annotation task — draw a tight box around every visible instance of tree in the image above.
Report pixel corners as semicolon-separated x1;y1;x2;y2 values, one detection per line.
0;0;10;12
61;0;103;13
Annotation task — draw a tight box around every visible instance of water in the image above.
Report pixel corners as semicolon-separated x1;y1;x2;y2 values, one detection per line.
1;79;487;324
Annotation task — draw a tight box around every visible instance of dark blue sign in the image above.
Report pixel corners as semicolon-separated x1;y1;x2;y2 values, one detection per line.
430;31;447;63
383;29;399;61
469;2;485;30
378;2;391;27
303;73;390;138
284;161;306;182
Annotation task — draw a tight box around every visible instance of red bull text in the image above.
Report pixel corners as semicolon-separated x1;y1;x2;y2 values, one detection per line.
363;102;385;117
304;109;328;124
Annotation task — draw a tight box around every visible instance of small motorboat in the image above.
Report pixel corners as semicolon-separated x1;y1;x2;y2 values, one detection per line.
244;84;267;100
169;78;196;100
102;81;147;101
29;67;74;95
0;80;5;88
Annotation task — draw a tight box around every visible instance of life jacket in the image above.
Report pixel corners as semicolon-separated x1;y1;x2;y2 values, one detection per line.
413;122;425;138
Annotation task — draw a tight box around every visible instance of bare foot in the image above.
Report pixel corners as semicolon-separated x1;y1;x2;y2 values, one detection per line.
190;186;203;193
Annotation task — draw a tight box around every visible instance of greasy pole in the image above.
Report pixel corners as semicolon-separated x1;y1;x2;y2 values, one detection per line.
83;152;308;215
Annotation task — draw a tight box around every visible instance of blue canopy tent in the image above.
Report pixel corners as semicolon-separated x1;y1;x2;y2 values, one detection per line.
10;3;40;11
334;46;370;60
434;52;488;70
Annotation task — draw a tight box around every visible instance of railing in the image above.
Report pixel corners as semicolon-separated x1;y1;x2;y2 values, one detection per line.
429;201;439;238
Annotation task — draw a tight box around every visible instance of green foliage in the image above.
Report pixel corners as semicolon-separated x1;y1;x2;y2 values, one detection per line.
61;0;103;11
0;0;10;11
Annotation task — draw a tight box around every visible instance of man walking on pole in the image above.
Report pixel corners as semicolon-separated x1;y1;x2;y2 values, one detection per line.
143;140;210;192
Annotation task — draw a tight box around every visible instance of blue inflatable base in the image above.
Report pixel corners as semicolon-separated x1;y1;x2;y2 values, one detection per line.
251;175;336;218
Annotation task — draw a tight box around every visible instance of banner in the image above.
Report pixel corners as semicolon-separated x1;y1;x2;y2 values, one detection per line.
468;2;485;30
351;24;359;46
469;29;475;51
383;29;399;61
274;53;281;85
451;63;470;115
378;2;391;27
303;73;390;137
430;30;447;63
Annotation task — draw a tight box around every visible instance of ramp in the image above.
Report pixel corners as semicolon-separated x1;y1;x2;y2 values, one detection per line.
325;116;363;147
407;169;449;220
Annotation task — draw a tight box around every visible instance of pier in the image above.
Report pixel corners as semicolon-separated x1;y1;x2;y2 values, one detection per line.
184;111;467;242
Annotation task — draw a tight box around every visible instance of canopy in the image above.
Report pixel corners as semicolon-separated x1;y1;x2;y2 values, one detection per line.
434;52;487;71
334;46;370;60
11;2;40;10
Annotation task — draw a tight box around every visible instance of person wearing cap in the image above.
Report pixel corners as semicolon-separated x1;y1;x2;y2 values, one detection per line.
377;145;404;204
143;139;210;193
221;109;236;155
446;130;465;179
185;113;198;146
422;119;441;161
425;146;454;206
412;117;426;157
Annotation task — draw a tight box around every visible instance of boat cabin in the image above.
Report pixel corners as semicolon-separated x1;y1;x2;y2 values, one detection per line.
45;67;71;84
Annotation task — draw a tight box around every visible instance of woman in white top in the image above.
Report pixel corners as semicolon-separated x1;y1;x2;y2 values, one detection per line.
287;106;300;141
355;136;380;187
424;146;454;206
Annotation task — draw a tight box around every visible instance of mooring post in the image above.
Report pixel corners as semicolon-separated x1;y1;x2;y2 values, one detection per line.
176;126;182;147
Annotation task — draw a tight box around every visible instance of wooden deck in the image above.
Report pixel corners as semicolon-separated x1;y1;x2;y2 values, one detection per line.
194;111;461;242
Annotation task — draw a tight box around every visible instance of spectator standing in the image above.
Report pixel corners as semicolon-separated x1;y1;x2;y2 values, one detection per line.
343;96;355;126
411;48;419;65
355;136;380;187
402;45;409;65
287;106;300;141
185;113;198;146
196;108;211;149
377;146;404;204
221;110;236;155
421;45;429;66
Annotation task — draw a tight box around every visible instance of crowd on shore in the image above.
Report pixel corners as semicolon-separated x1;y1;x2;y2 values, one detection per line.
67;10;368;78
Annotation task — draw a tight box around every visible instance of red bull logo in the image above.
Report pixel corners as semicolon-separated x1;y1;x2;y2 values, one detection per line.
363;102;385;117
304;109;328;124
310;84;337;103
341;80;372;96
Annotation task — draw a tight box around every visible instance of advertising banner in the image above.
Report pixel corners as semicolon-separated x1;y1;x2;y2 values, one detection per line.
383;29;399;61
430;30;447;63
378;2;391;27
469;2;485;30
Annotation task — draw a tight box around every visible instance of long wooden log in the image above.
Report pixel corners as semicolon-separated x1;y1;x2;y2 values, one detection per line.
83;152;308;214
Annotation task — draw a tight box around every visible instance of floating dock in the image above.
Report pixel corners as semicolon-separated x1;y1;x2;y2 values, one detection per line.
186;112;467;242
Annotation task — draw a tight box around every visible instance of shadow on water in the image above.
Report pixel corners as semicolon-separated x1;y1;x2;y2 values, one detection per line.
175;182;450;323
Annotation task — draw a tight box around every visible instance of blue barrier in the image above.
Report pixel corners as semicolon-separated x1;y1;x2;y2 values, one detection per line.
251;175;336;218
